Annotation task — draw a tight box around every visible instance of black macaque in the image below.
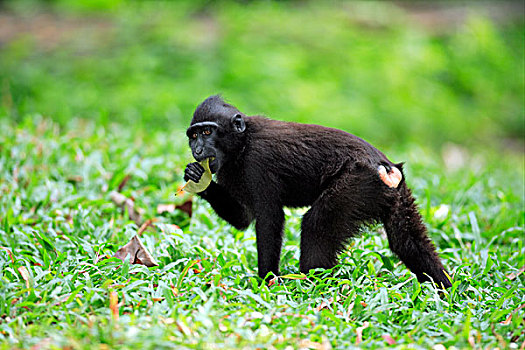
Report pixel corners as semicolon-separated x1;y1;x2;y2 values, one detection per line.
184;95;452;288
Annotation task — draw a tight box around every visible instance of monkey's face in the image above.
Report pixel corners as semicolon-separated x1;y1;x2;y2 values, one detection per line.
188;95;248;173
186;121;223;173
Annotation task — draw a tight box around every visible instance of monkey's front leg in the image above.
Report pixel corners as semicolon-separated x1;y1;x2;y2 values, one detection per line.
184;162;252;229
254;206;285;279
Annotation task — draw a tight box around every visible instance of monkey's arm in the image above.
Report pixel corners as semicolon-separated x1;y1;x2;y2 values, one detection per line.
198;182;252;230
184;162;252;229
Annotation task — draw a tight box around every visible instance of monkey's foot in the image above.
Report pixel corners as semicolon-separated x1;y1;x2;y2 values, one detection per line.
378;165;402;188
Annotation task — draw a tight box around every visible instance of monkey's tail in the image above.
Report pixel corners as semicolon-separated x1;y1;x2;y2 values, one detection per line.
383;178;452;288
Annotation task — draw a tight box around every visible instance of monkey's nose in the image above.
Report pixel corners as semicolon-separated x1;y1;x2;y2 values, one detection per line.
195;147;203;155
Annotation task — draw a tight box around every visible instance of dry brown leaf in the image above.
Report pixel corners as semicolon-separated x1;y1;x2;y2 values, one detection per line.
117;174;131;192
110;191;144;225
314;297;338;312
355;321;369;345
506;266;525;280
170;282;179;297
382;334;396;345
157;203;176;214
468;335;476;348
137;219;154;236
66;175;83;183
298;339;332;350
501;313;513;325
30;337;52;350
501;304;525;326
159;224;180;233
114;235;158;267
175;321;193;337
17;266;30;288
0;246;14;263
176;199;193;217
109;291;119;320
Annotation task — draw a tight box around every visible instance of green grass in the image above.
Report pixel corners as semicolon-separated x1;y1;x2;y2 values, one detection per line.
0;116;523;349
0;1;524;349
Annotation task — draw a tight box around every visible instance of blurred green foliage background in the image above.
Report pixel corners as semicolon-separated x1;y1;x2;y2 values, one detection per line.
0;2;523;348
1;0;523;152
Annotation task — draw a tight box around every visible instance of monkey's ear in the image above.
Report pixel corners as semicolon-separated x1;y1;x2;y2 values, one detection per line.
231;114;246;133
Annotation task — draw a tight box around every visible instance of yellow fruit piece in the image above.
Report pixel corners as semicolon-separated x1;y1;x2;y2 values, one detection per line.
181;158;213;194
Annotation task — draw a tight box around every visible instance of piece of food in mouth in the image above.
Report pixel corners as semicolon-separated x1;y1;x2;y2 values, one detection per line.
180;158;213;194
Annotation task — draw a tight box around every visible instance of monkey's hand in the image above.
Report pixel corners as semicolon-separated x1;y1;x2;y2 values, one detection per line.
184;162;205;182
182;159;213;194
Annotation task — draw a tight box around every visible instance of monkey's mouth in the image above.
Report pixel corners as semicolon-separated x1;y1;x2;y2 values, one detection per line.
208;157;218;173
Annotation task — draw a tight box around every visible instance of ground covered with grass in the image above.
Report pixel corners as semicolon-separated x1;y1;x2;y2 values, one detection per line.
0;1;524;349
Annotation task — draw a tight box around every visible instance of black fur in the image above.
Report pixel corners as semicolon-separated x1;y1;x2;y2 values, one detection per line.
184;95;452;288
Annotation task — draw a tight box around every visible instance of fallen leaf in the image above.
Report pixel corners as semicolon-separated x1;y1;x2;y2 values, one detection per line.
382;334;396;345
501;304;525;326
160;317;175;325
501;313;512;325
66;175;83;183
29;337;52;350
193;260;203;274
175;321;193;337
468;335;476;348
117;174;131;192
157;203;176;214
268;277;278;287
355;321;369;345
110;191;144;225
298;339;332;350
17;266;30;288
0;246;14;263
176;199;193;217
490;323;508;349
506;266;525;280
109;291;119;320
314;298;333;312
170;282;179;297
159;224;180;233
114;235;158;267
137;219;154;236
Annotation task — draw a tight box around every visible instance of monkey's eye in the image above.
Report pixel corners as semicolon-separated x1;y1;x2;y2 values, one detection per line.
191;133;198;139
203;130;211;136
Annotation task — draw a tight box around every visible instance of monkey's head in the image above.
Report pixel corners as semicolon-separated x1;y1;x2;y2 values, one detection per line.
187;95;247;173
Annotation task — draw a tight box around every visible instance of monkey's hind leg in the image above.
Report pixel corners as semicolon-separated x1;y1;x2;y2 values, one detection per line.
299;171;379;274
384;182;452;288
300;205;359;274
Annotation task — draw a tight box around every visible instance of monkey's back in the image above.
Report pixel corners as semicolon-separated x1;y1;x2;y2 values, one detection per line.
241;116;393;207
